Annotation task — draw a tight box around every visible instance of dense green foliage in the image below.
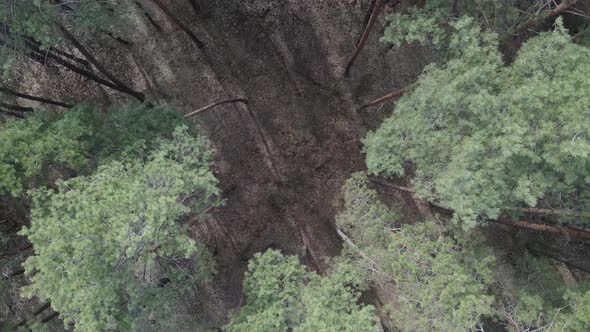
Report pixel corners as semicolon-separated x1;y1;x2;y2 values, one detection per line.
381;0;561;50
0;104;184;196
365;22;590;226
226;249;378;332
338;174;496;331
19;126;221;331
337;174;590;331
382;0;511;49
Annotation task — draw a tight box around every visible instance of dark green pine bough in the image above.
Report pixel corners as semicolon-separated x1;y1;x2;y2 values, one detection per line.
365;18;590;227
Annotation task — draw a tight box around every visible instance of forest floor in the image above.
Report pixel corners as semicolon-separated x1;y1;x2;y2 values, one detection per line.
126;1;434;326
5;1;590;330
9;0;436;328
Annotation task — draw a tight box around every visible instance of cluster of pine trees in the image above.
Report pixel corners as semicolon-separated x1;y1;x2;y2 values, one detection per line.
0;0;589;331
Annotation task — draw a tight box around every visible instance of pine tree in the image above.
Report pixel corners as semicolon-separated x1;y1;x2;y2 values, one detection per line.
226;249;378;332
365;20;590;227
19;126;221;331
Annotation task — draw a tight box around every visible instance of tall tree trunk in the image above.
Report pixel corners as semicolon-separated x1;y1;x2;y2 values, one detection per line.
59;26;145;102
0;86;73;108
151;0;205;49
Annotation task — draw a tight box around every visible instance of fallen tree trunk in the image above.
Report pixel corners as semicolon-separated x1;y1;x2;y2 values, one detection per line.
184;98;248;118
370;178;590;241
492;219;590;241
526;242;590;274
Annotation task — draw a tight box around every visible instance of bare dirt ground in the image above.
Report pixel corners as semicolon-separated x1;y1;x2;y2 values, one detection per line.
5;0;435;328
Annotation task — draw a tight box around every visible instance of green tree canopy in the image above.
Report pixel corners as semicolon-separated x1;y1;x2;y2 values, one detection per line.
0;104;184;197
226;249;378;332
380;0;583;51
337;173;496;331
365;21;590;226
337;173;590;331
19;126;221;331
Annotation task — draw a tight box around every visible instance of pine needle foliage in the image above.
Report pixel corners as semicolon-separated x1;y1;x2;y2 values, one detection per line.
19;126;221;331
337;173;496;331
0;104;184;197
337;174;590;331
365;21;590;226
381;0;561;50
226;249;378;332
